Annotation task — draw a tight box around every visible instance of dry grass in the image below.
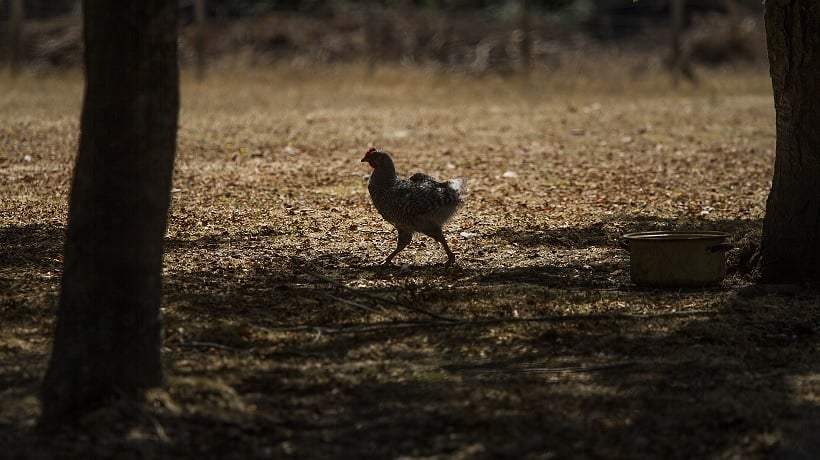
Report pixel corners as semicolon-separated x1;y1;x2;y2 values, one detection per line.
3;62;820;459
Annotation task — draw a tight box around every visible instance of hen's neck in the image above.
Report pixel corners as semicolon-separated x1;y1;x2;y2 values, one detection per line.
369;158;398;192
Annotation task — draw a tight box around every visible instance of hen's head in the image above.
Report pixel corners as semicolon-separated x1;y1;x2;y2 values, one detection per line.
361;148;387;168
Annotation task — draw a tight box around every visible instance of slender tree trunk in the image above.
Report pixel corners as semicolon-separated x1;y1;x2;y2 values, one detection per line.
519;0;531;76
760;1;820;284
669;0;684;85
365;1;378;74
8;0;24;75
39;0;179;429
194;0;207;80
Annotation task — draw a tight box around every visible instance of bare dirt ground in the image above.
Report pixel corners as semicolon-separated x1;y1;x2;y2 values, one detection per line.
2;62;820;459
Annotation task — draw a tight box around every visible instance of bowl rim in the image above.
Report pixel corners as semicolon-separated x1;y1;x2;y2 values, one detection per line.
621;230;731;241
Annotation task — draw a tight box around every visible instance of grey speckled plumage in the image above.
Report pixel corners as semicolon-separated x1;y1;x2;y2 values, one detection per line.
361;148;466;266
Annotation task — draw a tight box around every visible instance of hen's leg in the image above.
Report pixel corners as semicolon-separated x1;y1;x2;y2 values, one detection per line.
428;228;455;266
383;229;413;265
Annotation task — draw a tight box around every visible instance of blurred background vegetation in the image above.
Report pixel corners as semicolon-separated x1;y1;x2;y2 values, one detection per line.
1;0;765;78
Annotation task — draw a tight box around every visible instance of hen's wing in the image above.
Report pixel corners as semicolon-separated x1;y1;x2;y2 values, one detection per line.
387;174;464;225
408;172;438;183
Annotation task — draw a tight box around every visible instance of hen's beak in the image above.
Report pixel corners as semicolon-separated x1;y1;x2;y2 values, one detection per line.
360;157;368;162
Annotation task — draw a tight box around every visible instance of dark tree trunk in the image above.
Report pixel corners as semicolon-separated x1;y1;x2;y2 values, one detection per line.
760;1;820;284
39;0;179;429
194;0;207;80
519;0;531;75
8;0;25;75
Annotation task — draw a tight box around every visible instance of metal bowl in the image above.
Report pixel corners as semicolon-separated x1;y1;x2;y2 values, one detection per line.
619;231;733;287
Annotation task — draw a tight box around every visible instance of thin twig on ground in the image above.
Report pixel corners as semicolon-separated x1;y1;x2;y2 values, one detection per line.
444;361;639;375
298;264;458;322
320;292;397;320
181;341;246;352
249;308;721;335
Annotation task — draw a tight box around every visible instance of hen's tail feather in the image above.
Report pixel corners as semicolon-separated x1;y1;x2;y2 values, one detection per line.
447;178;466;196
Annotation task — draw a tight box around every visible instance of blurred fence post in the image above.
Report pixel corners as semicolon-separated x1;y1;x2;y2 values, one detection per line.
439;0;455;69
519;0;531;76
365;1;377;74
669;0;693;85
8;0;24;75
194;0;207;80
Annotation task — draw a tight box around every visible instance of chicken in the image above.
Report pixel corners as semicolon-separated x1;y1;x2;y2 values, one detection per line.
361;148;466;266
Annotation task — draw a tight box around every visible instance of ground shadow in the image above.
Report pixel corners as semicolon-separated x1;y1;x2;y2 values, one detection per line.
491;214;762;277
5;217;818;458
492;214;761;249
0;224;63;330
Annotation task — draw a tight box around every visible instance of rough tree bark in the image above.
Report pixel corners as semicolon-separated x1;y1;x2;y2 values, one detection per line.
760;1;820;284
39;0;179;429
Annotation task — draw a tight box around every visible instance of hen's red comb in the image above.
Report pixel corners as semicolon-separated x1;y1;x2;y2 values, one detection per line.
364;147;377;157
